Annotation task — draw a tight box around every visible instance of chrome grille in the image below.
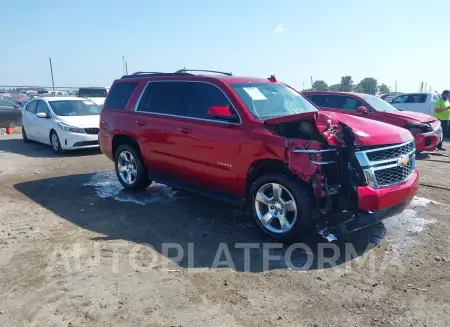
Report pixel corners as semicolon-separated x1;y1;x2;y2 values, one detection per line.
84;128;99;135
374;159;414;187
355;140;415;188
366;141;414;162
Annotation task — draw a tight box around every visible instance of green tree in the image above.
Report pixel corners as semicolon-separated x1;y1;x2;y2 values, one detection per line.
340;76;353;92
328;84;341;91
312;80;328;91
378;84;390;94
358;77;378;95
353;83;364;93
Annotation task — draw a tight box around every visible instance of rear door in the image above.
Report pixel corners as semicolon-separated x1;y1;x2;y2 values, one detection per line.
133;81;188;179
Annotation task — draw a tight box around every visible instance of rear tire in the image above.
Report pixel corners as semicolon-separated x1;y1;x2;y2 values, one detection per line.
249;173;314;243
115;143;151;190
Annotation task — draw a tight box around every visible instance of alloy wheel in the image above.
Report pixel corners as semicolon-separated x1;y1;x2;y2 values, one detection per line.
254;183;298;234
117;151;138;185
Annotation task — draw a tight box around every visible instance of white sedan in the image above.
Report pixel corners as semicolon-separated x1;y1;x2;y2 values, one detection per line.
21;97;101;153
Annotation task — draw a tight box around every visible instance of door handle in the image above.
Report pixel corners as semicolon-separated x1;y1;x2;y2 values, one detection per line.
178;128;192;134
136;120;146;126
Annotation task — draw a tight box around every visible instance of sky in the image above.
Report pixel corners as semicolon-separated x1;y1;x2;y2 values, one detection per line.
0;0;448;92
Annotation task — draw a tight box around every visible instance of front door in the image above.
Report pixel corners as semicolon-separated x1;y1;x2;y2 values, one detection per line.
306;93;368;118
34;100;53;144
172;81;242;194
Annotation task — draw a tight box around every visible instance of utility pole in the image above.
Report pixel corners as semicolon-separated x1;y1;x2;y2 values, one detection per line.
395;80;397;92
122;56;125;75
310;76;313;88
49;57;55;91
125;62;128;75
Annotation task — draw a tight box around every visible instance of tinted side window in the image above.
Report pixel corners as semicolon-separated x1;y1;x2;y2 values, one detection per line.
405;94;427;103
104;82;138;110
137;82;185;115
182;82;232;119
392;95;408;104
305;95;327;107
310;95;363;110
26;101;37;113
36;101;50;115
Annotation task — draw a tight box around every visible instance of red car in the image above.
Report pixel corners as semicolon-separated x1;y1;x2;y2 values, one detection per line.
302;91;442;152
99;71;418;242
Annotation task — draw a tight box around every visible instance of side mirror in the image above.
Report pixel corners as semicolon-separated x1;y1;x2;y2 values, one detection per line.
37;112;49;119
356;106;369;114
207;106;238;122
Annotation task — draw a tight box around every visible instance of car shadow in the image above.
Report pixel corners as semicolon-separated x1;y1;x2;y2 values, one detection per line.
14;171;387;273
0;137;101;158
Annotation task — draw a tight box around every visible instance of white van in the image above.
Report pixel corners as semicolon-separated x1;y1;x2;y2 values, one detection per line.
391;93;439;116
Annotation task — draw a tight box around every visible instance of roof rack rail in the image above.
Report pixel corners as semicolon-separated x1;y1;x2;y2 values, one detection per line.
121;71;195;79
175;69;233;76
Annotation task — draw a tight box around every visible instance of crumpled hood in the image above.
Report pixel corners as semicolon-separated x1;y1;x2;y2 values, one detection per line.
381;110;436;123
264;111;413;147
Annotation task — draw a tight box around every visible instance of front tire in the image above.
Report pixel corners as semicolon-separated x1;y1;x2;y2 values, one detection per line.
250;173;314;243
114;144;151;190
50;131;63;154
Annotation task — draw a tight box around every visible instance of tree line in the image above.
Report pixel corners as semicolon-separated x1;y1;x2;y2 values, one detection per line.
306;76;391;95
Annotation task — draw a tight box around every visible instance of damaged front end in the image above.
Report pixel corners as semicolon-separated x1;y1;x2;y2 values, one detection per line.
265;111;418;240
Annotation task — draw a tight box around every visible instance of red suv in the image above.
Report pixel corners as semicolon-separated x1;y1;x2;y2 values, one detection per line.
99;70;419;242
303;91;442;152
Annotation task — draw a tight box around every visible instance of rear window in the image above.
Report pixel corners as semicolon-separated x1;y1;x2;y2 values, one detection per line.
78;88;108;98
103;82;138;110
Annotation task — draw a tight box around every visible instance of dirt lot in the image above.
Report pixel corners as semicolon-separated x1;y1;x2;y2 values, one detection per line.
0;134;450;327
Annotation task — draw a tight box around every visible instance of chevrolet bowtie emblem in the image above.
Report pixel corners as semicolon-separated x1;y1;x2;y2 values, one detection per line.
398;155;409;167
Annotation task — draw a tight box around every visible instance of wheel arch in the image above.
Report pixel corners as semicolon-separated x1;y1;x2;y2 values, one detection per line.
245;158;312;195
112;134;142;160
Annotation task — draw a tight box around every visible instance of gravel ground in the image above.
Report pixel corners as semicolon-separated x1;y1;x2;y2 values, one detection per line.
0;134;450;327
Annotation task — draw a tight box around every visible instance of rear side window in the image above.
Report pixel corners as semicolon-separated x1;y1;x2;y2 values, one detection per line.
182;82;232;119
26;101;37;113
136;82;185;115
103;82;138;110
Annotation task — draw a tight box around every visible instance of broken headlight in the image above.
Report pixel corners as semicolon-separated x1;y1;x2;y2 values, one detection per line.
405;122;432;135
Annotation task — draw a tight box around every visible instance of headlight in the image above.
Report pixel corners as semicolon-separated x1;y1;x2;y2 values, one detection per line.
57;122;85;133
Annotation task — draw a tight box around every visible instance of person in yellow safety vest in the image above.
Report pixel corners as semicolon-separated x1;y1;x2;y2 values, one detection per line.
435;90;450;151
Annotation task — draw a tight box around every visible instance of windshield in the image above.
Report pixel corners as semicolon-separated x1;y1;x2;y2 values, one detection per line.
360;95;399;112
49;100;101;116
231;83;318;119
78;88;107;98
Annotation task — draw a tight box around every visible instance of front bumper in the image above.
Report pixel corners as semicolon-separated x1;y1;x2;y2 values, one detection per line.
414;133;440;152
414;122;442;152
357;169;419;212
58;130;99;150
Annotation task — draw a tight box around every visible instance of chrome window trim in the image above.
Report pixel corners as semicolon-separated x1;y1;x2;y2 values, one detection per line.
133;80;242;126
355;140;416;188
